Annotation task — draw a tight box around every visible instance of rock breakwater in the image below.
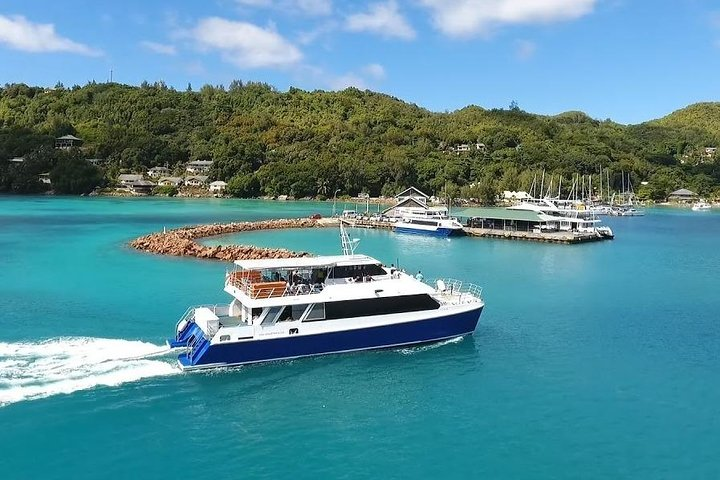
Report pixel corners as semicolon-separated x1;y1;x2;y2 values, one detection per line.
130;217;338;261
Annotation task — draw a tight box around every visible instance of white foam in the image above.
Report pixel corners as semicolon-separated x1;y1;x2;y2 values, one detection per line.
398;335;464;355
0;337;181;407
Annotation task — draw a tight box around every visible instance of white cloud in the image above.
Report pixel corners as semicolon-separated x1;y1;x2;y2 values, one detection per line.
419;0;597;38
0;14;100;55
295;0;332;15
297;21;338;45
345;1;416;40
184;61;206;76
514;39;536;60
363;63;386;79
191;17;302;68
236;0;332;16
140;41;177;56
236;0;273;6
328;73;368;90
296;64;384;91
710;11;720;28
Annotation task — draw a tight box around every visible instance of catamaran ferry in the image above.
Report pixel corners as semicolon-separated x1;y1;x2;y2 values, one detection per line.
168;231;484;370
393;206;465;237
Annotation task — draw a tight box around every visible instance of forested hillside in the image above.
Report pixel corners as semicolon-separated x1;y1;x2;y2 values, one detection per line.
1;81;719;199
652;102;720;138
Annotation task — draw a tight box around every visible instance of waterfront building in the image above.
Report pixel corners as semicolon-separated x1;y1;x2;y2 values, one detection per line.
54;135;82;149
383;187;431;217
148;166;170;178
456;206;612;239
209;180;227;193
158;177;184;187
667;188;698;203
128;180;155;195
456;207;546;231
186;160;213;174
395;186;429;205
185;175;209;187
118;174;143;186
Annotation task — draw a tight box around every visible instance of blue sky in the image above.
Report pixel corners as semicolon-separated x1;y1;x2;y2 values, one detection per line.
0;0;719;124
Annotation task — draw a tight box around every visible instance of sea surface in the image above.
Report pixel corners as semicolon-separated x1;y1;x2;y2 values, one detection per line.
1;196;719;479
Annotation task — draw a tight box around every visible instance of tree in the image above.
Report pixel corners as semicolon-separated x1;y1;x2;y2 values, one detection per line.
226;173;259;198
50;157;104;194
0;81;719;198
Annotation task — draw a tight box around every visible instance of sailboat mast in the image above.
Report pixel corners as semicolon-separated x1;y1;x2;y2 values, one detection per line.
606;169;610;203
558;176;562;198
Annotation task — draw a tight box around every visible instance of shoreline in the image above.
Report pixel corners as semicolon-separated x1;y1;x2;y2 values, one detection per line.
129;217;339;261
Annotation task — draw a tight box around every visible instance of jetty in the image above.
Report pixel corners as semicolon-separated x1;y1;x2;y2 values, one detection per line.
130;210;608;264
462;227;604;244
130;217;338;261
339;217;608;244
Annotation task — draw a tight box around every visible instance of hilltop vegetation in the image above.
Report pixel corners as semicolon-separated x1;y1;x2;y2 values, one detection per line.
652;102;720;139
1;81;719;200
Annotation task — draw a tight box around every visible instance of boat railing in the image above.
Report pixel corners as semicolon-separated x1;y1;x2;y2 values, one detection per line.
434;278;483;304
174;304;228;336
226;273;324;299
187;333;206;360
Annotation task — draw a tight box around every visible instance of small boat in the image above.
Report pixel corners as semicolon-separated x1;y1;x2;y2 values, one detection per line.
609;206;645;216
168;228;484;370
691;201;712;211
596;226;614;239
588;204;613;216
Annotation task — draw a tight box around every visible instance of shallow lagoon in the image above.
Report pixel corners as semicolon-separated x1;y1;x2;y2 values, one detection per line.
1;196;719;479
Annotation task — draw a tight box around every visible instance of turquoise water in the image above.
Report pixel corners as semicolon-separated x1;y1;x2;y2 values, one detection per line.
1;196;719;479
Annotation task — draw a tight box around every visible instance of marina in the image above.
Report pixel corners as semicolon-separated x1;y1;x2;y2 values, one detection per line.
340;217;608;244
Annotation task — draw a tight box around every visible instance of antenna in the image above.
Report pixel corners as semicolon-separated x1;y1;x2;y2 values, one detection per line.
340;222;360;255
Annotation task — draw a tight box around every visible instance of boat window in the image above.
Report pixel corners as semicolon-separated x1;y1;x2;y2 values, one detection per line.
219;335;231;342
292;304;308;320
330;263;386;279
276;306;293;322
303;303;326;322
409;219;439;226
261;306;283;325
325;294;439;320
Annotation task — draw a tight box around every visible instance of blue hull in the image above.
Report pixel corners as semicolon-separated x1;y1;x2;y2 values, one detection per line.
178;306;482;369
394;226;465;237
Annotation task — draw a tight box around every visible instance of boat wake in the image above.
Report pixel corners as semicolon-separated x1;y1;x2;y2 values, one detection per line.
398;335;464;355
0;337;181;407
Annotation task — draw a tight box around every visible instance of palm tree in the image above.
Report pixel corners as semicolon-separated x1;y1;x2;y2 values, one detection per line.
316;178;329;196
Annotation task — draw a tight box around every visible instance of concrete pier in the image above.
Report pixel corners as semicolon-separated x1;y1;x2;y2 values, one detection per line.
341;218;608;244
463;227;605;244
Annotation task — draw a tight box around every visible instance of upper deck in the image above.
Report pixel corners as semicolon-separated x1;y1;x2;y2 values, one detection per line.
225;254;412;304
233;254;381;271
